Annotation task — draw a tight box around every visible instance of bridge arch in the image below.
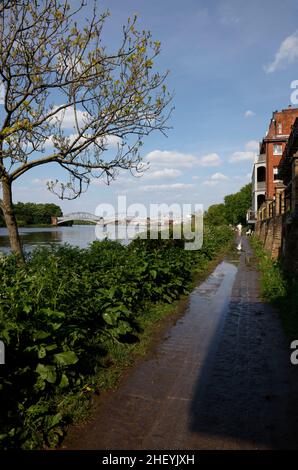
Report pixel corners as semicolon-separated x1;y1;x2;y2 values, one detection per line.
51;212;104;225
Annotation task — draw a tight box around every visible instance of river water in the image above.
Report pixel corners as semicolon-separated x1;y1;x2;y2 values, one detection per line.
0;224;148;254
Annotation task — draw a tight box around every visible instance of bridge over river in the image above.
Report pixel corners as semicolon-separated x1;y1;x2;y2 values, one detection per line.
51;212;182;227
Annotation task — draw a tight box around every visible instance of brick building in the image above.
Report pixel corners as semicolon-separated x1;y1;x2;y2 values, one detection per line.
261;106;298;199
252;109;298;272
248;106;298;225
279;116;298;216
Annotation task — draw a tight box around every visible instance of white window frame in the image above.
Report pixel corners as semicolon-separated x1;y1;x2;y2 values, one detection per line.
273;144;282;155
273;167;280;181
277;123;282;134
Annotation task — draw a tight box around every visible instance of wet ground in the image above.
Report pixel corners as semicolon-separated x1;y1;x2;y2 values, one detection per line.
64;237;298;450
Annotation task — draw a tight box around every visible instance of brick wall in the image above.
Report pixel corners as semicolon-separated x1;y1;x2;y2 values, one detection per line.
282;218;298;274
255;215;283;260
265;108;298;199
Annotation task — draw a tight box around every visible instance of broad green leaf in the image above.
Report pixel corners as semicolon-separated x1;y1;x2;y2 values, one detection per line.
53;351;78;366
59;373;69;388
36;364;57;383
103;310;120;325
34;330;51;340
45;413;63;430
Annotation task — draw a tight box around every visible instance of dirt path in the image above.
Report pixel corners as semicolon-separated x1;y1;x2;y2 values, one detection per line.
64;237;297;450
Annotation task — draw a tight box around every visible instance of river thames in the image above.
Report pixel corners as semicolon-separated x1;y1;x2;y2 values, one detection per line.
0;224;147;253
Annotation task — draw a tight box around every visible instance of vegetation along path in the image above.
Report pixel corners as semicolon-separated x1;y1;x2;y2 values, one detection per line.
65;237;297;450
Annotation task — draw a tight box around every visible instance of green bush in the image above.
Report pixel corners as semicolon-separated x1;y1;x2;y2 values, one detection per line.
250;236;298;340
250;237;286;303
0;226;232;449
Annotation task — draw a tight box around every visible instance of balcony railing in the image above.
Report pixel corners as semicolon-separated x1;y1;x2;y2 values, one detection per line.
255;181;266;191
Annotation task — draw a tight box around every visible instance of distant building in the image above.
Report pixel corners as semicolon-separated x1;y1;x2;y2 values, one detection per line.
247;106;298;226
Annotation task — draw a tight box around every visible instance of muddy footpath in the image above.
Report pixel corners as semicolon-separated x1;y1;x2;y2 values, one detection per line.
64;237;298;450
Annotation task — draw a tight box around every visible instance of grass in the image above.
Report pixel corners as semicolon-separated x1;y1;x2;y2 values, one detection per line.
250;236;298;341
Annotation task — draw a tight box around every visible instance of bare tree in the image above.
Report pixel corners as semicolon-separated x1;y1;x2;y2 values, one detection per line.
0;0;171;260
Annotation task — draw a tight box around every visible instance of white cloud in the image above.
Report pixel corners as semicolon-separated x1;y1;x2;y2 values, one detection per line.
210;172;229;181
32;178;52;185
145;150;221;169
220;15;240;25
219;3;240;26
233;173;252;183
44;132;82;149
229;151;256;163
199;153;221;167
145;150;200;169
203;172;229;186
44;132;122;150
104;135;122;148
202;180;218;187
91;177;193;195
244;110;255;118
140;183;194;192
50;105;89;130
264;31;298;73
245;140;259;151
229;140;258;163
143;168;182;180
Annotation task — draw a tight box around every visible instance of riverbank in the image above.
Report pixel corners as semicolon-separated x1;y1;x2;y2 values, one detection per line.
0;223;54;229
250;236;298;341
0;225;233;449
0;225;101;253
65;237;297;450
63;240;234;426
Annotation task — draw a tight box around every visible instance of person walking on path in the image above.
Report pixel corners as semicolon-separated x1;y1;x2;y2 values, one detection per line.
236;223;242;251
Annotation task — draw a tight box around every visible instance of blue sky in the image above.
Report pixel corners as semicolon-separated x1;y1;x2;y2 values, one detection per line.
5;0;298;214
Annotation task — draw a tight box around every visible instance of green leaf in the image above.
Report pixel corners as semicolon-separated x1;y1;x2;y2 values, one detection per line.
36;364;57;383
59;373;69;388
45;344;57;352
34;330;51;340
103;310;120;326
53;351;78;366
45;412;63;430
37;346;46;359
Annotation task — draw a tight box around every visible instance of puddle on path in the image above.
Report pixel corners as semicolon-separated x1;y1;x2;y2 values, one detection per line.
65;240;293;450
65;258;239;450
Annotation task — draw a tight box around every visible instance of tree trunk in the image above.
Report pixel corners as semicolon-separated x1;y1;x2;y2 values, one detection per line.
1;177;24;262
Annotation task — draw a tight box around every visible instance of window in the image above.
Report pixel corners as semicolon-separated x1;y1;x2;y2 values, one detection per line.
257;166;266;182
273;167;280;181
273;144;282;155
277;122;282;134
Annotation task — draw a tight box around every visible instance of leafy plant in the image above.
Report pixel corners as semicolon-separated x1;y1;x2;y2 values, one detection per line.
251;236;298;341
0;225;232;448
